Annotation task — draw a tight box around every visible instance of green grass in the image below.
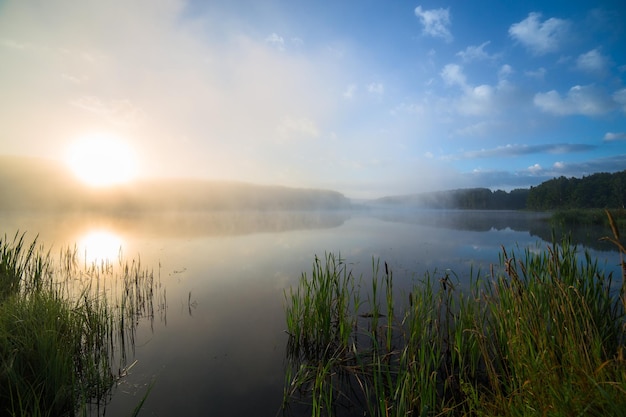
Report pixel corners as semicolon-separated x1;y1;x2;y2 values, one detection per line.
283;212;626;416
0;232;165;417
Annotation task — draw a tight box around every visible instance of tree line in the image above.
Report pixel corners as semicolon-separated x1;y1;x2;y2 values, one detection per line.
447;171;626;210
526;170;626;210
372;170;626;210
372;187;529;209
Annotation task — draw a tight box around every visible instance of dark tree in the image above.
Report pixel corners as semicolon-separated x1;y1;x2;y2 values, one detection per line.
527;171;626;210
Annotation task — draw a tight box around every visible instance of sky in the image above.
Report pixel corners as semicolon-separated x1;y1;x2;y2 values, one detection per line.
1;0;625;198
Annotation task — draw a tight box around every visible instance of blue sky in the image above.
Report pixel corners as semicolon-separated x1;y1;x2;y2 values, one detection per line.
1;0;625;198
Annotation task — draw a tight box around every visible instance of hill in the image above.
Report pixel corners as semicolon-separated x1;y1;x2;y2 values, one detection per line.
0;156;351;212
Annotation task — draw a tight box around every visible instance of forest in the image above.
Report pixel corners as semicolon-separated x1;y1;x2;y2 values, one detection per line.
2;155;624;212
526;170;626;210
372;170;626;211
372;187;529;209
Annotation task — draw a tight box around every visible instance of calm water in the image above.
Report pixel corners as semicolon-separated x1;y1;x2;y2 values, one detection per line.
0;209;622;416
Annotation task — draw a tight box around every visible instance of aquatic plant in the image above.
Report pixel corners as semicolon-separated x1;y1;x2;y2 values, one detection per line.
283;220;626;416
0;232;165;416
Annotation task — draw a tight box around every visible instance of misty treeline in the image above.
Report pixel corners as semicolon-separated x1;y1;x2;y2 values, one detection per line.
0;156;350;211
3;156;624;212
372;171;626;210
373;188;529;210
527;170;626;210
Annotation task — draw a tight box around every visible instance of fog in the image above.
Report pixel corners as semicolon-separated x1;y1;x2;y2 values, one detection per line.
2;2;625;200
0;155;351;213
2;155;619;254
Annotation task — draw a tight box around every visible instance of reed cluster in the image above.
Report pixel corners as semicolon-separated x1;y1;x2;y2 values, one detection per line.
0;232;165;417
283;211;626;416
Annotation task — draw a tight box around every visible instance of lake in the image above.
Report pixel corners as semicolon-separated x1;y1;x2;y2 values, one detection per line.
0;209;622;416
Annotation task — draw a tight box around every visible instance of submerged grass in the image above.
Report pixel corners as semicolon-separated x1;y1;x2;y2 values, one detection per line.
0;232;165;417
283;213;626;416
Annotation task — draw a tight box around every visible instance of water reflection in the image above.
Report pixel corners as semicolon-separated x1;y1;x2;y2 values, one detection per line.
366;209;619;252
0;209;622;417
112;210;350;237
367;209;551;232
76;229;124;264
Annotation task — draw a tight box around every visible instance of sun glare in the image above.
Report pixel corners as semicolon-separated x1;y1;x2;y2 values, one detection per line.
77;229;124;264
66;133;137;187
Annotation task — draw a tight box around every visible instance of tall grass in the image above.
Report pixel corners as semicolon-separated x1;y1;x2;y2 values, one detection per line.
0;232;165;417
283;217;626;416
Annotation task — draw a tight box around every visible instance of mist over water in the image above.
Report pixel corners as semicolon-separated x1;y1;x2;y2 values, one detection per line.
0;206;621;416
1;156;622;416
2;1;625;412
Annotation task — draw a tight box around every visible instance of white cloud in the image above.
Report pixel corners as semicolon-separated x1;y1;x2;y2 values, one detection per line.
414;6;452;43
456;41;494;62
527;163;542;173
276;117;320;141
70;96;145;127
509;12;571;55
0;0;353;185
265;33;285;50
498;64;513;80
604;132;626;142
367;82;384;94
553;161;565;169
62;73;88;84
544;155;626;178
454;121;492;136
440;64;516;116
534;85;615;116
290;37;304;47
525;67;546;80
343;84;357;99
1;38;29;49
2;0;622;196
576;48;610;76
458;84;496;116
390;101;426;116
450;143;594;160
441;64;467;88
613;88;626;113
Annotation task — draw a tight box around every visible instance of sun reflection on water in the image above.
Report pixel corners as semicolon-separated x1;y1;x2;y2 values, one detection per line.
76;229;125;264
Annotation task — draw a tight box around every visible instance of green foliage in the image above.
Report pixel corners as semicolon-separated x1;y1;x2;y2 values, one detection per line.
527;170;626;210
0;292;115;416
0;232;47;303
0;233;163;416
451;188;529;210
481;242;625;416
284;253;360;360
283;220;626;416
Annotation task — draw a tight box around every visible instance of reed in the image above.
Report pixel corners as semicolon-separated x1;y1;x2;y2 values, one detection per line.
283;217;626;416
284;253;359;360
0;232;165;416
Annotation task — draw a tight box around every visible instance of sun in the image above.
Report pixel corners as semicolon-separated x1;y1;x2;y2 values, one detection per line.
66;133;137;187
77;229;124;264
